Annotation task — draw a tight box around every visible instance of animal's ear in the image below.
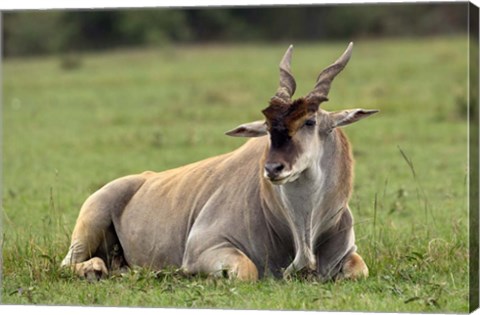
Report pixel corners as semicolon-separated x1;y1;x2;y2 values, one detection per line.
330;109;379;128
225;120;268;137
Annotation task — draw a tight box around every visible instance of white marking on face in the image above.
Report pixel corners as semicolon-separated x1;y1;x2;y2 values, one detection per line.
263;169;293;185
284;128;322;184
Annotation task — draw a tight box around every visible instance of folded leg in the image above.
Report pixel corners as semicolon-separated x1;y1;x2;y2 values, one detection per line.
314;207;368;281
182;244;258;281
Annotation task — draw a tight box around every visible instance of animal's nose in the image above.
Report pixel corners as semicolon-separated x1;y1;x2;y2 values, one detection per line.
264;162;285;179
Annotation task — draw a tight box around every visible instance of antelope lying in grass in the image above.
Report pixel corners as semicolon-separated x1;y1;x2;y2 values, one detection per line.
61;43;378;281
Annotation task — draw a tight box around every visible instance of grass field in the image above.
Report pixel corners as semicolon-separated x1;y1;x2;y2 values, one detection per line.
2;36;471;312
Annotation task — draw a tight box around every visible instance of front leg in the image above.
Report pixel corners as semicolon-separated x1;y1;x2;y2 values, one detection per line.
283;246;317;279
182;244;258;281
314;207;368;281
337;251;368;280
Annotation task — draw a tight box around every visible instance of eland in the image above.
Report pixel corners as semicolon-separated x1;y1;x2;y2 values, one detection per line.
61;43;378;281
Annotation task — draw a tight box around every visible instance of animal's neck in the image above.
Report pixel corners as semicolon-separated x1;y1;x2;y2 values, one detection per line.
261;129;353;273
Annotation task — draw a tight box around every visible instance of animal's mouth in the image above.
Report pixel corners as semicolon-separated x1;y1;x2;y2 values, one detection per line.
264;172;297;185
269;176;289;185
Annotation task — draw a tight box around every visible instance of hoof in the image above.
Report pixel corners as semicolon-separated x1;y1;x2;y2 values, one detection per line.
340;252;368;280
75;257;109;281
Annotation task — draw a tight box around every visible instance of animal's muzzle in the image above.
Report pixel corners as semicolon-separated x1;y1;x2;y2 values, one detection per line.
264;162;285;180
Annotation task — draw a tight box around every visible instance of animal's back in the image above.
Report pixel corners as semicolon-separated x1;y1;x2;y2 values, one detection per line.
111;136;277;270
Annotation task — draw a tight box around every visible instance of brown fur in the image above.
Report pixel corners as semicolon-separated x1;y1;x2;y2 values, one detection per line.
334;128;354;202
227;250;259;281
262;97;319;136
340;252;369;280
74;257;108;281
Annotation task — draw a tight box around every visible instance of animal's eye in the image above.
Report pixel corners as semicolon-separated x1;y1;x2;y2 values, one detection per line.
304;119;316;127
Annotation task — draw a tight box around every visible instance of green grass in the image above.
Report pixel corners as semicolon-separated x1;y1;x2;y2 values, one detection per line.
2;36;470;312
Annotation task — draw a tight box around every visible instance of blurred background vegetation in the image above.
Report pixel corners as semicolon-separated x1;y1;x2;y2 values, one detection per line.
2;2;468;58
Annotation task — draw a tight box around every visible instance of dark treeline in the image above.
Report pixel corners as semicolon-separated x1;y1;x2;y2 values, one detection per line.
3;3;467;57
